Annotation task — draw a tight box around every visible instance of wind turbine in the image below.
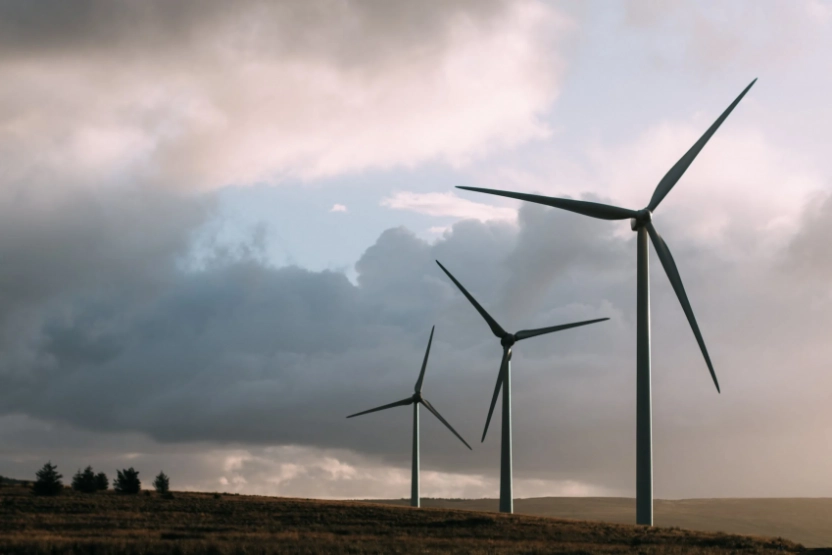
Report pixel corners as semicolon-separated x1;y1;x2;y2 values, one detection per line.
436;260;608;514
456;79;756;525
346;326;471;508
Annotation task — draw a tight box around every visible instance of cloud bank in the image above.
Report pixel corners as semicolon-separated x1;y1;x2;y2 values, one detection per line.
2;181;832;498
0;0;569;192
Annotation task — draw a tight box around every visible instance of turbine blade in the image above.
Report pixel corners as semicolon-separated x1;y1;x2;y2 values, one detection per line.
457;187;637;220
515;317;610;341
482;348;509;442
346;397;413;419
645;222;720;392
436;260;507;339
414;326;435;393
648;79;757;212
421;398;472;450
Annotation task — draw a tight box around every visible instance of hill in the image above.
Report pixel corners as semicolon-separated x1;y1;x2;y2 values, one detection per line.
368;497;832;548
1;484;828;554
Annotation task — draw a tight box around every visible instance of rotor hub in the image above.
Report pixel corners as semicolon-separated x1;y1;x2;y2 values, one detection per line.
500;335;516;348
413;392;422;402
630;209;652;231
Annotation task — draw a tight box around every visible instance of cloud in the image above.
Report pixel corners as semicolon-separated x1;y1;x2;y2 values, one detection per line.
620;1;829;73
381;191;517;223
0;0;571;191
330;204;348;213
3;182;832;498
807;0;832;23
780;190;832;283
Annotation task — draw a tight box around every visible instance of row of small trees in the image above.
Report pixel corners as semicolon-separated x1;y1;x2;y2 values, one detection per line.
32;462;169;496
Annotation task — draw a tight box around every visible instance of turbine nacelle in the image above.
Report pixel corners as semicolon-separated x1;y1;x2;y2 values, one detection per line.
630;209;653;231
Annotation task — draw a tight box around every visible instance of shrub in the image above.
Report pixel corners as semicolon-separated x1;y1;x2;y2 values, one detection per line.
72;466;98;493
95;471;109;491
153;471;170;494
33;462;63;496
113;467;141;494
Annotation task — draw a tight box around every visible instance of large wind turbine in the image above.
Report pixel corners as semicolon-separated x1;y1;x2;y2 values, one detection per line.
456;79;756;525
346;326;471;508
436;260;608;514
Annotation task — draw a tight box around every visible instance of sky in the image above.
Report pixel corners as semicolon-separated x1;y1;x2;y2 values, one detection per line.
1;0;831;500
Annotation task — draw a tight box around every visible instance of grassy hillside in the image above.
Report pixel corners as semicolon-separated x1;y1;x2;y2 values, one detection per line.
0;484;826;554
369;497;832;548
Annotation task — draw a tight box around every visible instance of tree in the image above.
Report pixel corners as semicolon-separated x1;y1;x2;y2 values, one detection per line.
153;471;170;494
33;462;63;496
113;467;140;494
95;471;109;491
71;466;98;493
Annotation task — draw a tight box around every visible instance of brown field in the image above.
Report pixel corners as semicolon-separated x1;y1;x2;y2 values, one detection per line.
369;497;832;549
1;485;830;554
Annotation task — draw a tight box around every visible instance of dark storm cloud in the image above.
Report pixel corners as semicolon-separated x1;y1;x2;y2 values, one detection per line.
0;188;614;475
0;0;508;65
0;188;206;310
0;187;210;381
2;185;832;497
498;195;630;321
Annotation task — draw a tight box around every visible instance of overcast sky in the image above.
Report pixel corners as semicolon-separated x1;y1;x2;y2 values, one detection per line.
1;0;832;500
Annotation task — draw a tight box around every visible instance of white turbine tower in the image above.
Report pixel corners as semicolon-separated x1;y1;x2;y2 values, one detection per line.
346;326;471;508
456;79;757;525
436;260;608;514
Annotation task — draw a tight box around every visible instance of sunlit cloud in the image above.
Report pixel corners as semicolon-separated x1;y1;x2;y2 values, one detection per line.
381;191;517;223
0;0;571;193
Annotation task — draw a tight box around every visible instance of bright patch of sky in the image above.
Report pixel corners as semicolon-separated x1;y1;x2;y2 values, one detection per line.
210;163;498;280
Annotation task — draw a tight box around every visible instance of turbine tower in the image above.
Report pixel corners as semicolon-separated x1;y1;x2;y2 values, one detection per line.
346;326;471;508
436;260;608;514
456;79;756;525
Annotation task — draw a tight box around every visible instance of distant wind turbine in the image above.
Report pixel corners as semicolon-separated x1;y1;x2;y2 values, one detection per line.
456;79;757;525
346;326;471;508
436;260;608;514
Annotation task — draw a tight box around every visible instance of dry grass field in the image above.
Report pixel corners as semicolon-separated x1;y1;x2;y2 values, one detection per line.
1;484;829;554
370;497;832;549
